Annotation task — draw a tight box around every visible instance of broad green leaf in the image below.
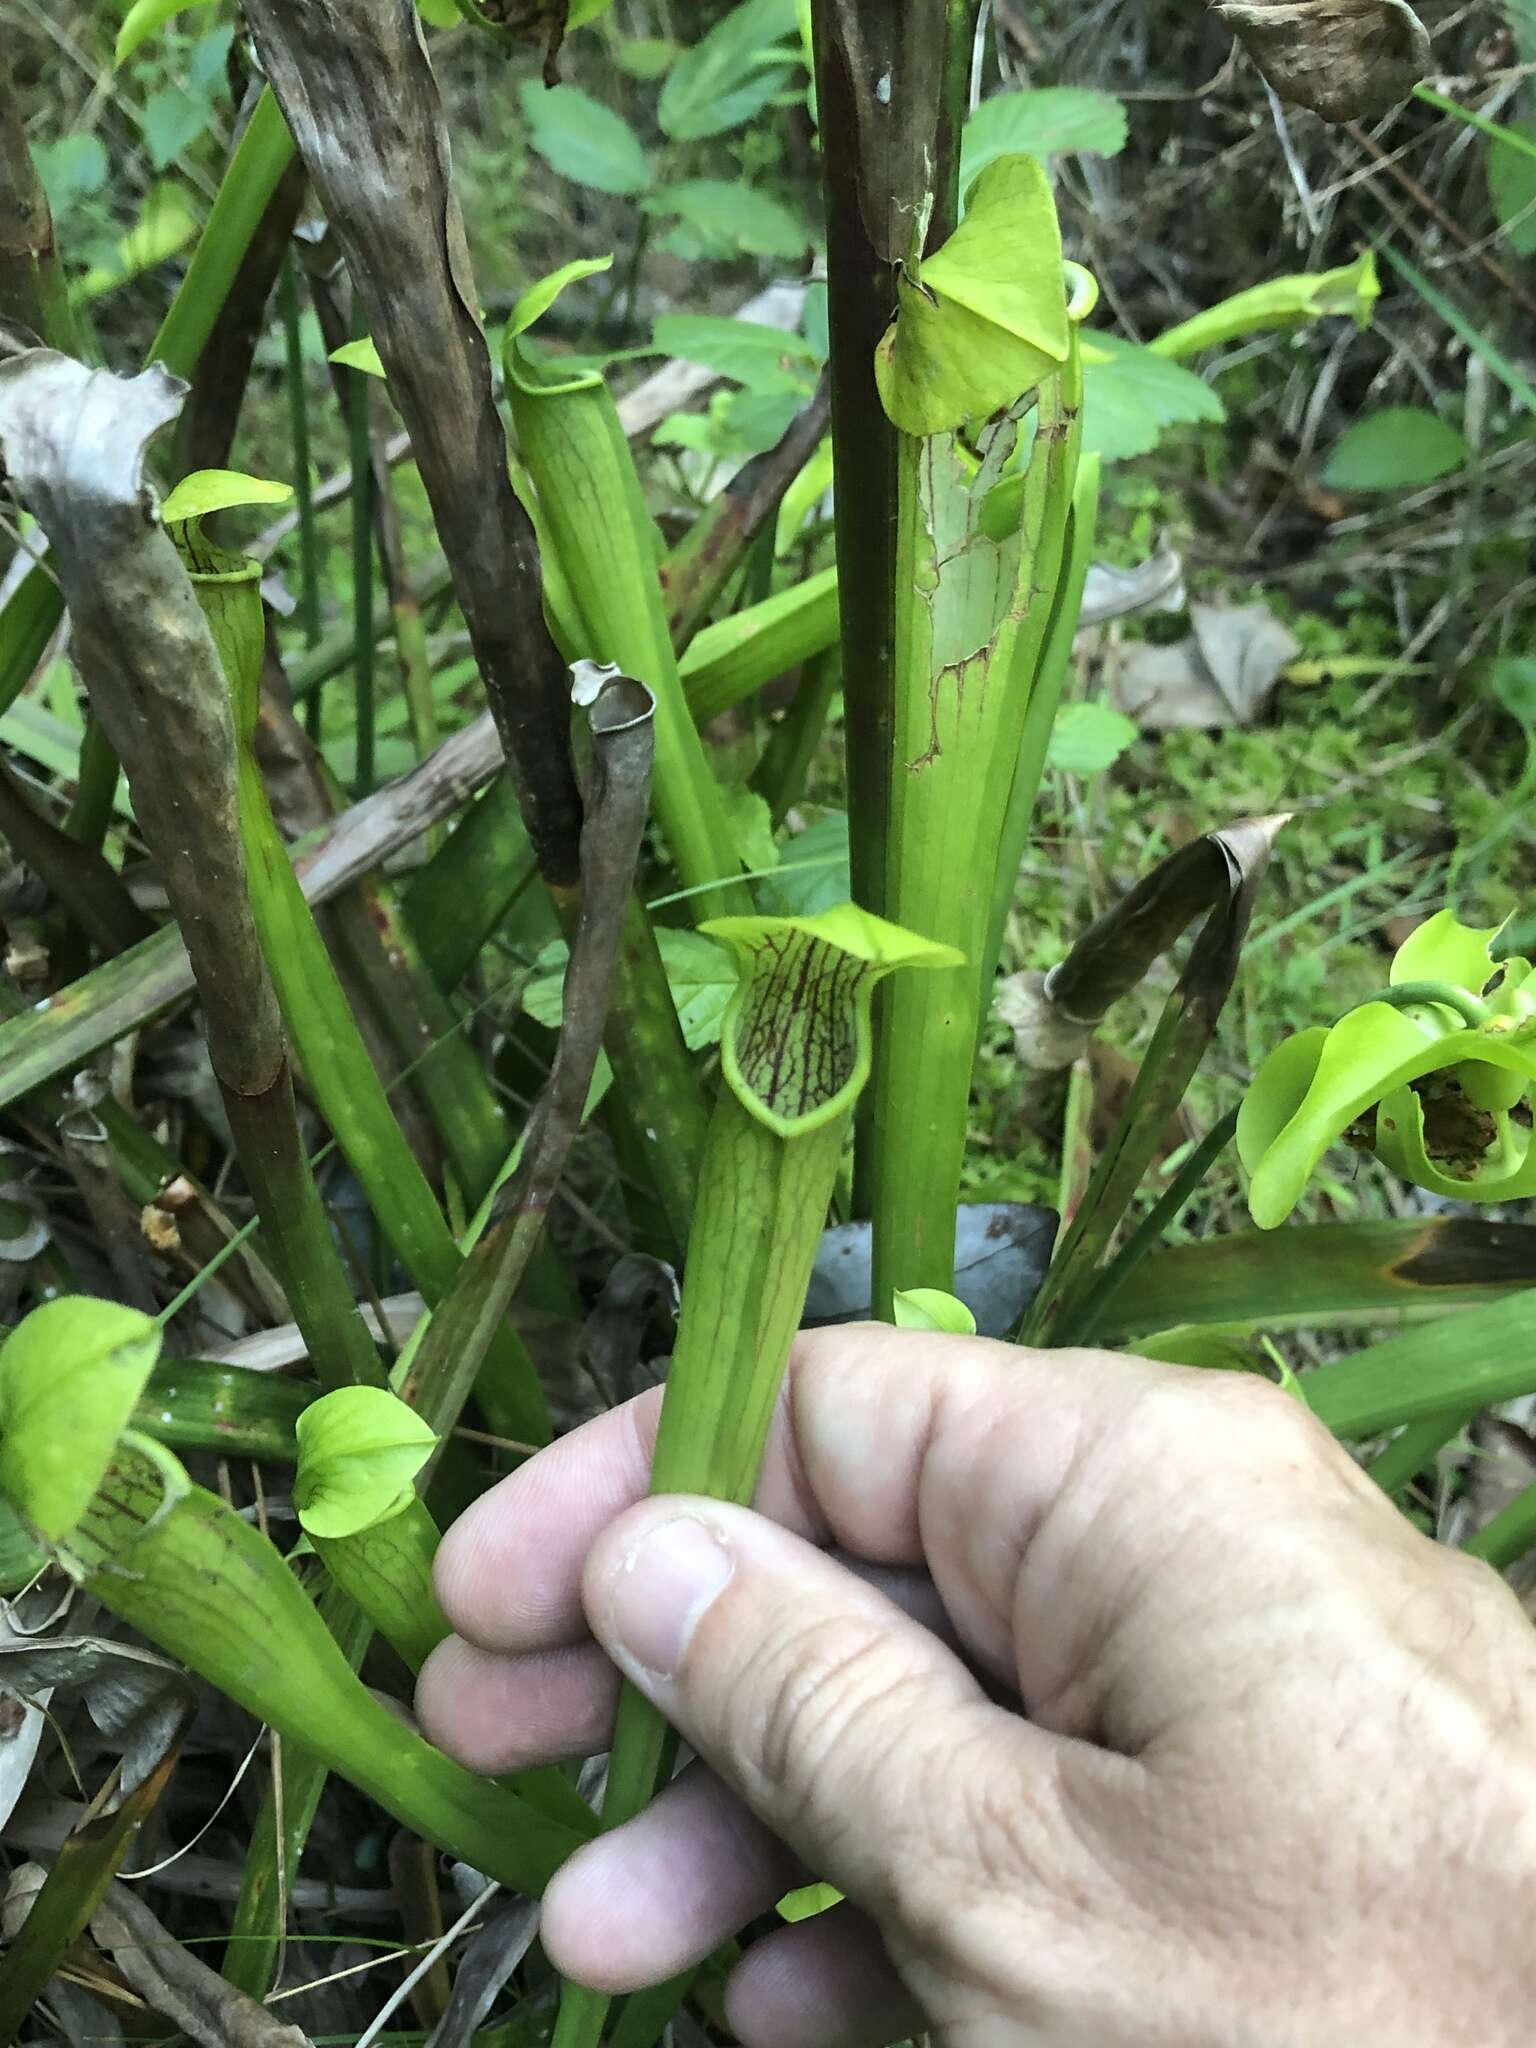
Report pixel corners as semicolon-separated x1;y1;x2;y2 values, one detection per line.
1321;407;1469;491
417;0;461;22
141;83;210;170
293;1386;438;1540
893;1288;977;1335
32;134;108;216
758;809;850;917
721;783;779;872
618;36;678;80
115;0;215;66
657;0;800;142
1489;119;1536;258
526;929;736;1051
961;86;1127;184
874;155;1069;437
1150;251;1379;359
1046;700;1138;775
652;312;819;394
1081;333;1224;460
518;80;651;195
0;1298;161;1542
329;336;386;378
159;467;292;524
702;904;963;1136
77;181;200;301
1388;908;1501;994
644;179;810;259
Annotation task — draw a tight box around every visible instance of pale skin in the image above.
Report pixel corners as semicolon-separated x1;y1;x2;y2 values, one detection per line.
418;1326;1536;2047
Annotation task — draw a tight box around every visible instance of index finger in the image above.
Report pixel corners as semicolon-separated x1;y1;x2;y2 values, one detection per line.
432;1323;1103;1654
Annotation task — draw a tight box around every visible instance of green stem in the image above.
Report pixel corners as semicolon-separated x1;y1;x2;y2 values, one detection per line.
1464;1478;1536;1569
1359;980;1492;1030
559;1097;847;2048
149;89;297;380
1367;1411;1471;1497
348;331;377;796
979;454;1102;1012
63;714;120;849
1061;1104;1239;1346
280;253;322;650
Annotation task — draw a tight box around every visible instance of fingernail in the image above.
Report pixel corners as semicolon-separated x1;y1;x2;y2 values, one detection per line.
604;1515;734;1679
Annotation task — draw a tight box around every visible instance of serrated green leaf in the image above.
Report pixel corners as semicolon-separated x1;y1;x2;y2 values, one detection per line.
721;783;779;872
643;180;809;259
293;1387;438;1541
159;467;293;524
651;313;819;394
519;80;651;195
892;1288;977;1334
657;0;800;142
0;1299;161;1543
874;155;1069;437
525;929;736;1051
701;905;963;1135
115;0;215;66
1047;700;1138;775
759;809;850;916
1081;333;1225;461
1321;407;1469;491
961;86;1127;185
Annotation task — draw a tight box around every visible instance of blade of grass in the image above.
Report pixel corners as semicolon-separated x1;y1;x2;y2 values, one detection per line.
1303;1290;1536;1437
0;1690;196;2042
1096;1216;1536;1342
1380;241;1536;412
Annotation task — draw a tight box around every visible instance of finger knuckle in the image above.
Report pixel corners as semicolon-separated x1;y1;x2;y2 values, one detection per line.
728;1608;925;1835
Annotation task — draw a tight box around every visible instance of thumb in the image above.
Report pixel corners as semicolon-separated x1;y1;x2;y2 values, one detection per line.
580;1495;1095;1924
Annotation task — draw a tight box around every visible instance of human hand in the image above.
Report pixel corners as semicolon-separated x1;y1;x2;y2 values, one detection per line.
418;1326;1536;2048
